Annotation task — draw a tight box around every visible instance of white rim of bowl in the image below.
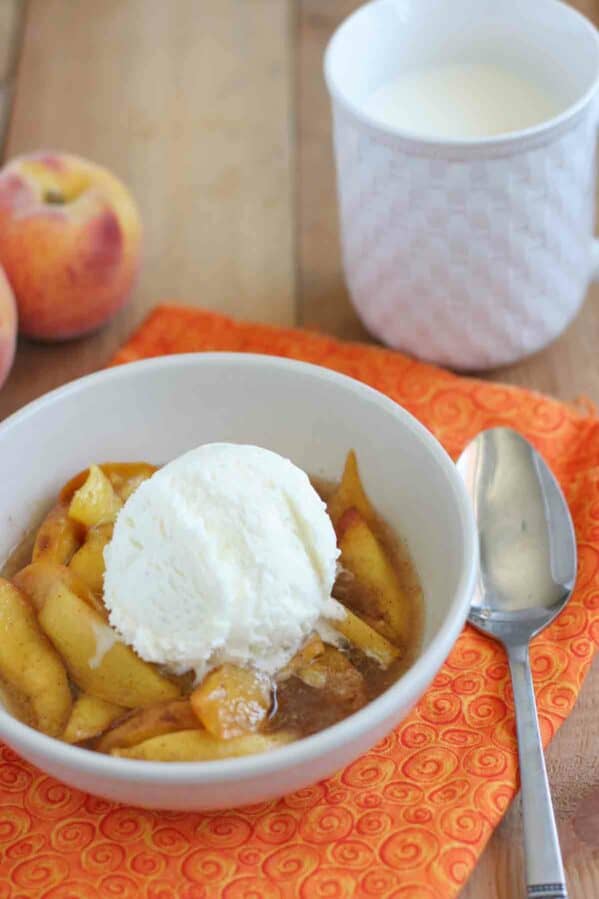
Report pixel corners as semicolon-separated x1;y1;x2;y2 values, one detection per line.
324;0;599;157
0;353;478;783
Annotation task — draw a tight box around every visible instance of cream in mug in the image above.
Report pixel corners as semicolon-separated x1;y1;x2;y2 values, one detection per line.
364;62;564;139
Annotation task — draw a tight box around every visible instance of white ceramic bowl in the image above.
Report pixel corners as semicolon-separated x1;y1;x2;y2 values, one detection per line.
0;353;477;810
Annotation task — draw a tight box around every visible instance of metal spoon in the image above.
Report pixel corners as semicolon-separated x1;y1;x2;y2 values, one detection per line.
457;427;576;899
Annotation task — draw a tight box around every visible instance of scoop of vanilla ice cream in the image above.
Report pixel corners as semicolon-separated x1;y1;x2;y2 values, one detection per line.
103;443;340;678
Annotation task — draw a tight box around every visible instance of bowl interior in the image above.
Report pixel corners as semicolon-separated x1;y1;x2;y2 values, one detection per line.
0;353;469;655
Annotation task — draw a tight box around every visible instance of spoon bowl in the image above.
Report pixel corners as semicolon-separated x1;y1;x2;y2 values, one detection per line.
458;427;577;639
458;427;576;899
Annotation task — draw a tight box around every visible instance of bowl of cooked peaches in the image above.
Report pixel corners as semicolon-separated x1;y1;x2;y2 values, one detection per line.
0;353;477;810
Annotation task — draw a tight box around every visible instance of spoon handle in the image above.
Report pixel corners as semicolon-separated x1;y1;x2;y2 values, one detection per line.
507;643;568;899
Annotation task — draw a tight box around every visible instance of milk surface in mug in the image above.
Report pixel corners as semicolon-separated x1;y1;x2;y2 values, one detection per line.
364;62;563;139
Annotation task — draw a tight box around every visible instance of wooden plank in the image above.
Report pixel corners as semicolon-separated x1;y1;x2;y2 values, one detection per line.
297;0;369;343
0;0;25;157
0;0;295;419
296;2;599;898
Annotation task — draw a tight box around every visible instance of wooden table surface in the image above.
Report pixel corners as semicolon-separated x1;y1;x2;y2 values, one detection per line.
0;1;598;896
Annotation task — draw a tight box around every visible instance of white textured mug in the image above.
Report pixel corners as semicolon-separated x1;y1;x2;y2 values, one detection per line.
325;0;599;369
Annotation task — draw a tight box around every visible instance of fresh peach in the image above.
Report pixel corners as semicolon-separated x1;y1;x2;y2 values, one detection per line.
0;264;16;388
0;152;142;340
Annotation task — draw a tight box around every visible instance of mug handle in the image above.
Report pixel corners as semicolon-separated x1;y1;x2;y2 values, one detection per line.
592;102;599;281
592;239;599;281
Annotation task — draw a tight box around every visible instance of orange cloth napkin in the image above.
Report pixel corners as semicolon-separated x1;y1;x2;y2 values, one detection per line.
2;305;599;899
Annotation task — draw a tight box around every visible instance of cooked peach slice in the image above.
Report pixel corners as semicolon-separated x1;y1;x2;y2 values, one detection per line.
104;462;157;502
60;468;90;502
338;507;410;646
327;450;375;529
38;584;179;708
68;465;122;528
191;664;272;739
112;729;294;761
277;634;325;681
69;522;113;595
14;560;106;617
97;699;199;752
331;602;400;668
60;462;157;504
0;578;71;736
32;503;82;565
0;677;34;728
63;694;124;744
